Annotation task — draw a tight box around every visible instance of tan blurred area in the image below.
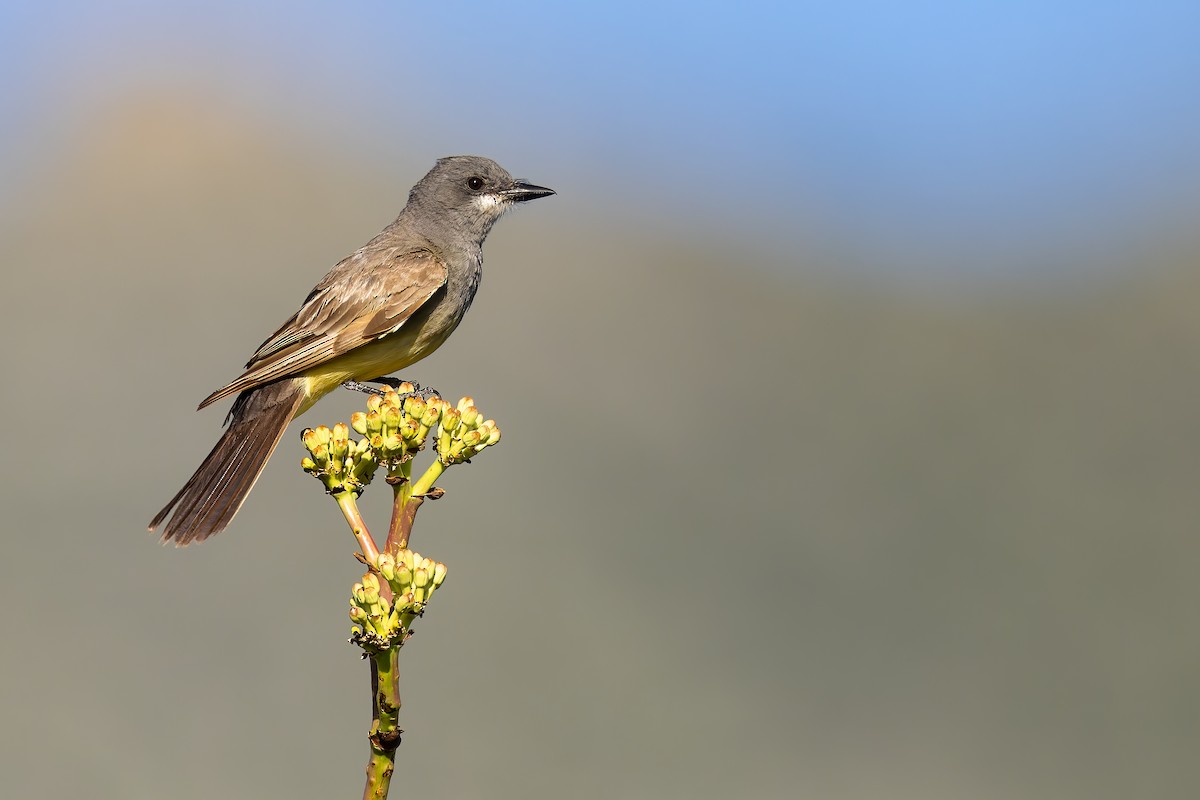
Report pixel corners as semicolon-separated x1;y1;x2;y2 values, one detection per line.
1;89;1198;799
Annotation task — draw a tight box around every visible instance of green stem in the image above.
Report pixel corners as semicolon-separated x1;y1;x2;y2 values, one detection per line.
410;460;444;498
363;649;402;800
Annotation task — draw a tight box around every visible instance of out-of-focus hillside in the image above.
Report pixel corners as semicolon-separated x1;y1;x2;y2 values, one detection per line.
0;94;1197;799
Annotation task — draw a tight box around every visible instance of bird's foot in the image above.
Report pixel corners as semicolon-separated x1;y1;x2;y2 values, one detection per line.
384;378;441;402
342;378;441;401
342;380;390;397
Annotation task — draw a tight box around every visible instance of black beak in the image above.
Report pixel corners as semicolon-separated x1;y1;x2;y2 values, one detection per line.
501;181;556;202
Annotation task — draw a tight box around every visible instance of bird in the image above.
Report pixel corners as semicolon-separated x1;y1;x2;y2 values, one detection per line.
149;155;554;545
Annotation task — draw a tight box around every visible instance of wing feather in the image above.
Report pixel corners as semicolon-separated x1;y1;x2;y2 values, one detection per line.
198;248;447;409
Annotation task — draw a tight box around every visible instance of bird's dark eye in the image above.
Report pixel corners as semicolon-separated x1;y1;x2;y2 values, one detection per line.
466;176;485;191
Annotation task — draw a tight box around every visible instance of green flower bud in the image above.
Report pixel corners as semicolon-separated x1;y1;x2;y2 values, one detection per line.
350;412;368;436
432;561;448;587
361;573;380;605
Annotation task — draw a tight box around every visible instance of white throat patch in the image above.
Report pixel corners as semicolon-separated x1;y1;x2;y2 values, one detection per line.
473;194;505;212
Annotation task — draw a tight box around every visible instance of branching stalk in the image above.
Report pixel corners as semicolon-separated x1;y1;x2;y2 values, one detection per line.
297;384;500;799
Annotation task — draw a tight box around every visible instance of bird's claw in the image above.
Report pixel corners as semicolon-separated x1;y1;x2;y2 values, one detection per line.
341;380;390;397
342;378;441;401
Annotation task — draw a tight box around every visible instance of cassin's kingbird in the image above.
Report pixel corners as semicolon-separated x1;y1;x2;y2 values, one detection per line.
149;155;554;544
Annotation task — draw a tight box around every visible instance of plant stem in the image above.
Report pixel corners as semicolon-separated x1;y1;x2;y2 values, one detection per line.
362;649;402;800
386;492;423;553
410;460;444;499
385;456;440;552
335;492;379;562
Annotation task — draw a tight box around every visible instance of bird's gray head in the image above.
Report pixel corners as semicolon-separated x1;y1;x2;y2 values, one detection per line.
406;155;555;243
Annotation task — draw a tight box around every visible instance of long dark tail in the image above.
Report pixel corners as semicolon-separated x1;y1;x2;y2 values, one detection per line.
149;379;306;545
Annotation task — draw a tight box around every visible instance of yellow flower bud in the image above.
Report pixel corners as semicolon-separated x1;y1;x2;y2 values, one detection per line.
382;433;405;458
403;395;427;420
412;567;430;589
301;427;325;452
400;418;421;442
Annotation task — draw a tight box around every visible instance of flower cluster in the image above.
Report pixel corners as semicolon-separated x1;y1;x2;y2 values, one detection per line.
300;384;501;495
432;396;501;467
349;385;502;469
300;423;379;496
349;549;449;653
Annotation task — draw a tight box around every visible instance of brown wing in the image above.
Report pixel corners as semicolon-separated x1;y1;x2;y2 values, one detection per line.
198;247;447;409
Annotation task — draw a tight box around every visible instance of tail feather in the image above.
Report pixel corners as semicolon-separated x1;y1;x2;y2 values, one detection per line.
149;380;306;545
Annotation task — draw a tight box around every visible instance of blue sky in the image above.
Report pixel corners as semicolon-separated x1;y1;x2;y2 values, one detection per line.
5;1;1200;278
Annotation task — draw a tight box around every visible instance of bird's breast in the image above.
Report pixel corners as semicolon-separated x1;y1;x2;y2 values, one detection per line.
299;259;482;408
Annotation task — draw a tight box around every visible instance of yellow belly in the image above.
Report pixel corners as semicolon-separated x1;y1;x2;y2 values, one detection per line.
296;324;452;415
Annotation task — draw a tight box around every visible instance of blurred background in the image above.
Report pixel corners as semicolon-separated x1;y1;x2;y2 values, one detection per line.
2;2;1199;798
